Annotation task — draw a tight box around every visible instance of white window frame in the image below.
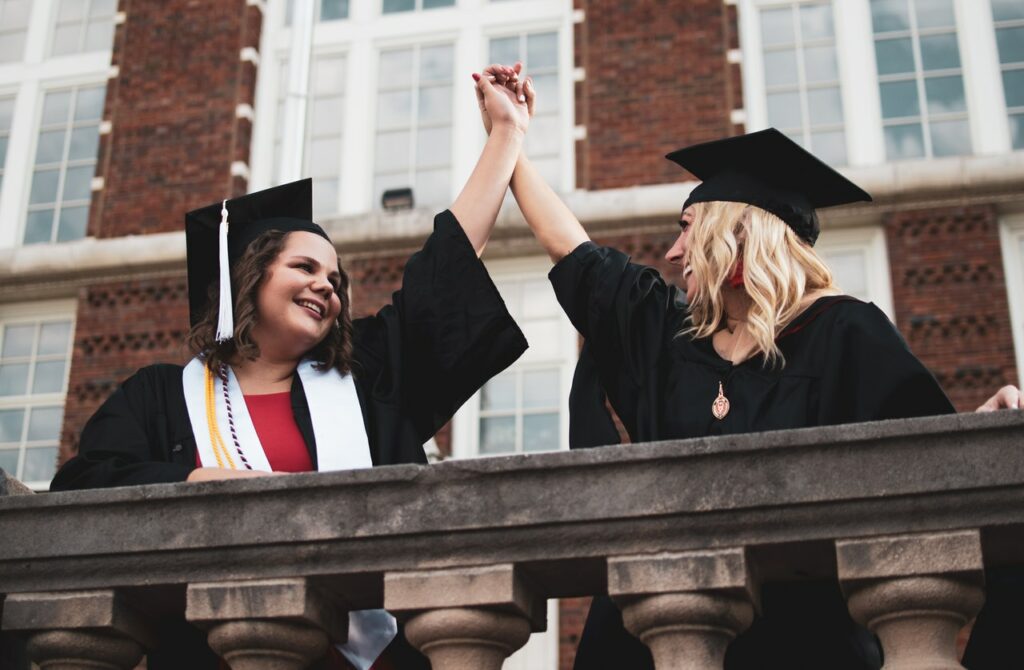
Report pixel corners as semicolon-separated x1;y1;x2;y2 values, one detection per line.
738;0;1015;167
815;224;895;319
251;0;575;215
0;0;110;250
0;298;76;491
1000;214;1024;387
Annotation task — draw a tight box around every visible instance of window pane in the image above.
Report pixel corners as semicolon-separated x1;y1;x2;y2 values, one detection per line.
767;91;802;128
382;0;414;13
90;0;117;16
35;130;66;164
414;168;448;205
51;25;80;56
532;74;559;114
885;122;925;159
418;85;451;124
490;37;520;65
84;20;113;51
522;369;559;409
42;92;71;125
0;363;29;395
875;37;915;75
800;3;834;39
481;373;515;410
308;138;340;178
74;86;106;121
377;90;412;130
1007;70;1024;108
0;409;24;443
378;50;414;88
527;32;558;69
311;177;338;216
313;56;346;94
29;169;60;205
930;118;971;156
880;80;920;118
68;126;99;161
57;0;85;21
870;0;910;32
56;205;89;241
0;97;13;127
22;446;57;482
996;26;1024;65
1;0;32;26
422;0;454;8
320;0;348;20
419;45;452;82
310;97;344;135
992;0;1024;21
0;450;18;475
525;115;559;157
925;75;966;114
761;8;794;47
38;322;71;355
804;46;838;83
0;32;26;62
1009;113;1023;149
523;413;558;452
27;406;61;441
374;131;411;172
416;128;450;168
807;87;843;125
920;33;960;71
479;416;515;454
32;360;66;394
2;324;34;357
764;49;799;87
62;164;93;201
915;0;956;29
23;210;54;244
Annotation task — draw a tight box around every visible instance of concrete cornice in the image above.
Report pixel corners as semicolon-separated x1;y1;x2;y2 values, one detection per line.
3;153;1023;299
1;411;1023;597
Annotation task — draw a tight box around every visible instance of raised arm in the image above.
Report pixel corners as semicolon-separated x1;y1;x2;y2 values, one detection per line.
449;73;528;256
479;64;590;263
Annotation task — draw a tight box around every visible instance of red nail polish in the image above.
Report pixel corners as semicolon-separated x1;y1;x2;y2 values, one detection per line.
472;73;480;81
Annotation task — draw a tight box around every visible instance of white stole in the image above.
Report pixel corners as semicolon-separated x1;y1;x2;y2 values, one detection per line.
182;357;395;670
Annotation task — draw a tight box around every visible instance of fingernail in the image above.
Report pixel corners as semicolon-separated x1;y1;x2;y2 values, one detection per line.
518;94;526;102
472;73;480;81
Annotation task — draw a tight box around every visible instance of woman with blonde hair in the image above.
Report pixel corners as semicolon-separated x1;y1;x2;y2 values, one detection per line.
481;64;1021;669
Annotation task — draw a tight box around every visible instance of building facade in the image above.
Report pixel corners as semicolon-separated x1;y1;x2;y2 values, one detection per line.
0;0;1021;667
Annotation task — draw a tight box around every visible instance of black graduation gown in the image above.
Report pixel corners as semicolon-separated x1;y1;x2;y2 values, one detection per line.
550;242;958;670
50;210;528;669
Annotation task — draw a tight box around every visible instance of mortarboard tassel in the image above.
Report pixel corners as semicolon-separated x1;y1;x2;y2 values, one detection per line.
215;199;234;342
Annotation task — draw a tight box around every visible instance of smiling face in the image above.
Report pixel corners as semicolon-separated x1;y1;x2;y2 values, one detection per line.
250;231;343;363
664;206;697;303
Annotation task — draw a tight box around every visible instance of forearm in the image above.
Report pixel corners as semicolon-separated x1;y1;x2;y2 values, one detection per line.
510;154;589;263
450;124;524;256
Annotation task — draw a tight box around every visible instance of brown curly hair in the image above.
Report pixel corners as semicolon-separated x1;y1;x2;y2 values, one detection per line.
187;229;354;374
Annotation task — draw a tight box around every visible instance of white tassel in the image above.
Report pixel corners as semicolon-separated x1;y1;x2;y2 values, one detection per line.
215;199;234;342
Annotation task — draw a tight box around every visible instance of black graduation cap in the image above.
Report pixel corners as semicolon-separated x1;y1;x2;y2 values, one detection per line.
184;178;331;338
665;128;871;245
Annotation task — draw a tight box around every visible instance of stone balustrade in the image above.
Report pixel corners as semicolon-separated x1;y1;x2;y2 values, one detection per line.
1;410;1023;669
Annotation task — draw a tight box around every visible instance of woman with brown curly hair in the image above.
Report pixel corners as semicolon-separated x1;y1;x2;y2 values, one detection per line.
49;71;531;670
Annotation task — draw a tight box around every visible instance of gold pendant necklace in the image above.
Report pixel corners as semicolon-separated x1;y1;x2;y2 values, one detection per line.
712;381;730;420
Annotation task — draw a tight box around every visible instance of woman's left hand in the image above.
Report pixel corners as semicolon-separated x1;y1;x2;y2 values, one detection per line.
474;61;533;136
976;385;1023;411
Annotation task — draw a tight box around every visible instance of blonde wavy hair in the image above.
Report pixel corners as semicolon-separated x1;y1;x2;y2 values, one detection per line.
682;200;838;366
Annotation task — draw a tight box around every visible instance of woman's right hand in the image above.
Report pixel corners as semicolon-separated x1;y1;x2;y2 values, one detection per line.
475;62;534;135
186;467;283;482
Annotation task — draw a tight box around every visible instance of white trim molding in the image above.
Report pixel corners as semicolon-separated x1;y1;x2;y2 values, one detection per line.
1000;214;1024;387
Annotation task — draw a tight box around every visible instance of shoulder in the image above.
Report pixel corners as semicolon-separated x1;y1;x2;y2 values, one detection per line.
117;363;187;396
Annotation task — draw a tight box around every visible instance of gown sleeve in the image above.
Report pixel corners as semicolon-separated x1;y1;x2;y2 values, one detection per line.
352;210;528;445
548;242;681;440
818;301;955;423
50;366;193;491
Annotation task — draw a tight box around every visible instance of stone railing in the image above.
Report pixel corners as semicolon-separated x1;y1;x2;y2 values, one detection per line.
1;411;1022;670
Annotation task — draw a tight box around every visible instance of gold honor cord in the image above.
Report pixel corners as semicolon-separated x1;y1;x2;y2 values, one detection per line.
204;365;236;469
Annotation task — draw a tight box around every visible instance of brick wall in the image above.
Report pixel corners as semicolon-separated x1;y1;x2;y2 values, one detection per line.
575;0;737;190
885;205;1018;411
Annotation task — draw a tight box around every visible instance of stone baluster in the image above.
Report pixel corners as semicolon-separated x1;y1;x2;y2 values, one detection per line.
608;548;756;670
385;564;545;670
837;529;985;670
186;577;347;670
2;589;155;670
